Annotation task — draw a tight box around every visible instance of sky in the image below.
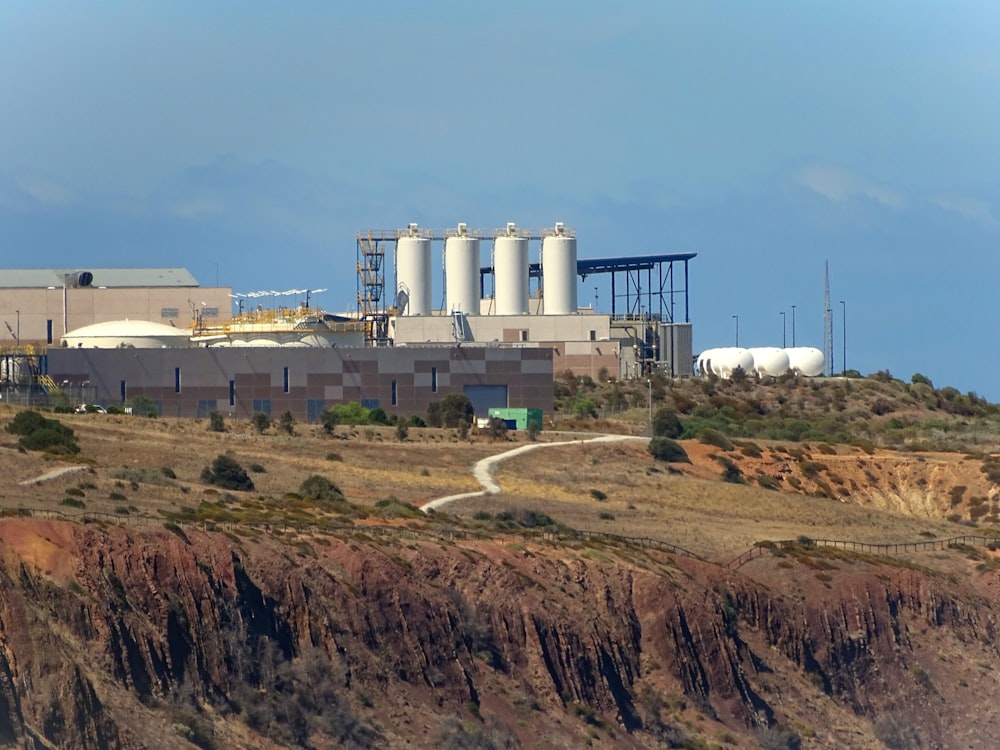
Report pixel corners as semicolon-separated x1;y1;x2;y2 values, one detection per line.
1;1;998;399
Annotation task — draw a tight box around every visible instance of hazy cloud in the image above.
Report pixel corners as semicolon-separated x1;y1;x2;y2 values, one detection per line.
793;164;906;209
928;194;996;228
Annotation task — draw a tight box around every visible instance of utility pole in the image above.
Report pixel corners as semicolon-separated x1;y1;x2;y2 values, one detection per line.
791;304;796;347
823;262;833;377
780;311;786;348
840;300;846;375
732;314;739;347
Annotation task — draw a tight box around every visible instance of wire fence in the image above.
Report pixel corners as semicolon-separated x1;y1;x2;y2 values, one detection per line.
727;534;1000;569
3;506;995;570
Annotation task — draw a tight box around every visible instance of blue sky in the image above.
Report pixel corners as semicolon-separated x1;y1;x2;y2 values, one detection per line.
1;2;998;398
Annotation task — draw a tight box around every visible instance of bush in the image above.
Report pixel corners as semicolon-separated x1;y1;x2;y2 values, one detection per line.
395;422;409;441
251;412;271;434
698;428;734;451
278;411;296;435
6;410;80;454
648;437;690;463
651;407;683;438
298;475;344;503
200;454;254;492
427;394;474;428
208;410;226;432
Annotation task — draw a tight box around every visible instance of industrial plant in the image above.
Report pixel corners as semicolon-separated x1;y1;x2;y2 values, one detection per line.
0;221;820;421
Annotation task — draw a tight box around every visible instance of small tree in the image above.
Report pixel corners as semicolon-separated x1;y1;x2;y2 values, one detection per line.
278;411;295;435
486;417;508;441
651;407;683;438
251;411;271;434
320;406;339;435
208;410;226;433
526;419;541;442
201;454;254;491
395;422;409;442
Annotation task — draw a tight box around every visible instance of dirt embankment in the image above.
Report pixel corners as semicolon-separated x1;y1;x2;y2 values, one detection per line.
0;519;997;749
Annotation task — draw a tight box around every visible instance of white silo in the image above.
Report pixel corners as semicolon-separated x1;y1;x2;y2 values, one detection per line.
445;223;481;315
494;222;529;315
396;223;432;316
541;222;577;315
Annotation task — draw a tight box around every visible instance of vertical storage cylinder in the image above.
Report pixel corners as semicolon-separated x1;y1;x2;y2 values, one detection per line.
542;224;577;314
445;224;480;315
494;226;529;315
396;225;432;316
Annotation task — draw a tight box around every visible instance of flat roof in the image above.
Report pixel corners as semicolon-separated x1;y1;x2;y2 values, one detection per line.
0;268;201;288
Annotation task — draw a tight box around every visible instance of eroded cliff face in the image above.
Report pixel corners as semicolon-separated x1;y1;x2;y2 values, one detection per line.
0;519;997;749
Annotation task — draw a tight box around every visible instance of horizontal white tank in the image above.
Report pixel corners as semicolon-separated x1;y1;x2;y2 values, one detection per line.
445;224;480;315
696;347;754;379
542;223;577;315
786;347;825;377
494;225;529;315
747;347;791;377
396;226;432;316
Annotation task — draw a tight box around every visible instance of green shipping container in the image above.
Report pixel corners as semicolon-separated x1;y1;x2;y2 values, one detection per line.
487;407;543;431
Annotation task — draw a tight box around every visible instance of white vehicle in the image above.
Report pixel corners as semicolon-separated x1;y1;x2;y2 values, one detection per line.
75;403;107;414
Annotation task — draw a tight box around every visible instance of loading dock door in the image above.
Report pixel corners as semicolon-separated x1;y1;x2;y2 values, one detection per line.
463;384;508;417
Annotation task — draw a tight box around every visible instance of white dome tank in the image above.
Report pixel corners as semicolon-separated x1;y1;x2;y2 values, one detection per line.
541;222;577;315
445;223;480;315
748;347;791;377
785;347;825;376
697;347;754;379
396;223;432;316
494;223;529;315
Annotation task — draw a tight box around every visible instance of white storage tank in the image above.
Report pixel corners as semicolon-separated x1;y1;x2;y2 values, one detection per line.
494;222;529;315
445;223;480;315
396;223;432;316
785;347;825;376
748;347;791;377
541;222;577;315
697;347;754;379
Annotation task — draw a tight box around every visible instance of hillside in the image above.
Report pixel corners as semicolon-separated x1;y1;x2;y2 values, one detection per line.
0;373;999;749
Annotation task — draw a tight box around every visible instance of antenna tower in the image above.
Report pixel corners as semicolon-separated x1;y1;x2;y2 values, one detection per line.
823;261;833;376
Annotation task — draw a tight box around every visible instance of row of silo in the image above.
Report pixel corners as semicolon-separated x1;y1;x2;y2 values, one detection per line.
395;222;577;316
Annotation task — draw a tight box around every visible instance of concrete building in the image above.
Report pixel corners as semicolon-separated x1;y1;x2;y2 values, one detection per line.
46;345;553;422
0;268;231;346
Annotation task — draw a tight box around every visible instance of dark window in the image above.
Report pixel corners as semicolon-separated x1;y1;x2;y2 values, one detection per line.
252;399;272;416
120;380;127;402
47;320;53;345
391;380;398;406
161;308;180;319
283;367;289;393
202;307;219;318
174;367;181;393
360;398;379;410
520;330;529;342
229;380;235;407
589;330;596;341
196;400;216;419
431;367;437;392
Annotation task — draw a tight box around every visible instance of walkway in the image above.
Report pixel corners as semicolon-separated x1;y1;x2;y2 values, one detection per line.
421;434;648;513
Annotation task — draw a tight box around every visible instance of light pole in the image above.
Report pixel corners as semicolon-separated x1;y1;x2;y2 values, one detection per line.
840;300;846;375
647;379;652;427
732;314;739;347
791;305;797;347
15;310;19;346
780;311;786;348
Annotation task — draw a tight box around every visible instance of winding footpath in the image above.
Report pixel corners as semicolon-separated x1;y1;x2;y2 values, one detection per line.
421;434;648;513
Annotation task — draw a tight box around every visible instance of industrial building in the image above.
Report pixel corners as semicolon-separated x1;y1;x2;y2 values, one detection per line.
0;222;697;421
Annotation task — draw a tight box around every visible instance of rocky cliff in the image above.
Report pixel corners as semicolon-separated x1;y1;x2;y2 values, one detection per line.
0;519;997;749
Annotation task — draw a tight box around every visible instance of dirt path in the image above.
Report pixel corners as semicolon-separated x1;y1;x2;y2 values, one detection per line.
18;465;88;486
421;435;648;513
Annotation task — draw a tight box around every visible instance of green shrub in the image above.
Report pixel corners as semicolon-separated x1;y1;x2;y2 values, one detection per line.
208;410;226;432
298;475;344;503
248;462;266;474
651;408;683;438
200;455;254;492
251;412;271;434
60;497;86;509
589;489;608;502
6;411;80;454
278;411;296;435
648;437;691;463
698;428;734;451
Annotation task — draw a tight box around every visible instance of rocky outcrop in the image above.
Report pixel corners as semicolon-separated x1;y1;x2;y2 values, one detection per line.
0;519;997;748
